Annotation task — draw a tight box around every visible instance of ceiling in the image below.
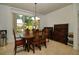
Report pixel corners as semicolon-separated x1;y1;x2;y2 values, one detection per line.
1;3;71;15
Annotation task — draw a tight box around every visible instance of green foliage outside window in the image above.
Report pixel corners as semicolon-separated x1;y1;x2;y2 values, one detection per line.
16;14;40;33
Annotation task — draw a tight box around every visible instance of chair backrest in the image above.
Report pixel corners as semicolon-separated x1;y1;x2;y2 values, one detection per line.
43;28;49;38
32;29;36;35
13;29;16;41
13;29;25;46
35;29;39;36
25;29;30;36
34;29;40;41
13;29;17;46
42;29;47;40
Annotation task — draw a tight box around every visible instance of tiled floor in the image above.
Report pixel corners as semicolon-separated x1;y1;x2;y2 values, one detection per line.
0;40;79;55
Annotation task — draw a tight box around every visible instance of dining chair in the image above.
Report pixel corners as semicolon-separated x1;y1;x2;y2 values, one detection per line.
24;29;30;36
44;28;49;42
41;29;47;48
32;29;36;35
31;29;41;53
13;29;25;55
24;29;32;52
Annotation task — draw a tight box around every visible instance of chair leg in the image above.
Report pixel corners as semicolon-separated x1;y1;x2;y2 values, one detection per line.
14;46;17;55
39;45;41;50
25;44;27;51
48;39;49;42
27;44;30;52
32;44;35;53
44;42;47;48
23;44;26;51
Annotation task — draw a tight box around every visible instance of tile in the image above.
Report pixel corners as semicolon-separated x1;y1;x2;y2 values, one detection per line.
0;40;79;55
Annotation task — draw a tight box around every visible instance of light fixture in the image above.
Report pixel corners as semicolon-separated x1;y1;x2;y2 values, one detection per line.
34;3;37;20
19;15;23;18
34;3;37;29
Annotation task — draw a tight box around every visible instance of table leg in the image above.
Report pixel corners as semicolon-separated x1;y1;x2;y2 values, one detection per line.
27;43;30;52
25;43;30;52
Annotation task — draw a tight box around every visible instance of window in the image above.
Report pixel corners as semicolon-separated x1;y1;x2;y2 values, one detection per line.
16;14;40;33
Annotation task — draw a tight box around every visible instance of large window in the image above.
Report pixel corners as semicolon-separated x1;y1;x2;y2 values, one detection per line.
16;14;40;33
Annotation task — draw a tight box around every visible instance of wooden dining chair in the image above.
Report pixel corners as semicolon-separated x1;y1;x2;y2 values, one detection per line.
13;29;25;55
31;29;41;53
24;29;32;52
43;28;49;42
41;29;47;48
24;29;30;36
32;29;36;35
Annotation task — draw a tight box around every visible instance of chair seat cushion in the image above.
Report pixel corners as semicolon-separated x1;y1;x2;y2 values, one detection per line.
16;39;24;46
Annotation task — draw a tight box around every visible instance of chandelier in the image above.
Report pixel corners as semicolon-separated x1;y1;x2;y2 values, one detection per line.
34;3;37;20
33;3;40;29
34;3;37;29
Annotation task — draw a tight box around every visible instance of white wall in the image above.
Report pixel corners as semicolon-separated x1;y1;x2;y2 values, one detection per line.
44;4;79;50
72;4;79;50
0;4;44;43
38;15;47;29
75;4;79;49
0;5;14;43
45;4;74;32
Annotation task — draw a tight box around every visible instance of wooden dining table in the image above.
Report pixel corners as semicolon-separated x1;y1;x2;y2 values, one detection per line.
22;34;35;52
21;31;43;52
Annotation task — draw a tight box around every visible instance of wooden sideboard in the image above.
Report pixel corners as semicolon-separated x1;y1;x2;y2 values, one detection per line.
53;24;68;45
44;27;53;40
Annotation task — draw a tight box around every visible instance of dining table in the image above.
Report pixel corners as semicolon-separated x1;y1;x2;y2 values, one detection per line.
21;30;43;52
22;34;35;52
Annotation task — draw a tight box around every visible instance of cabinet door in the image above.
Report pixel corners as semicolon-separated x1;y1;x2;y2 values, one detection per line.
54;24;68;44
